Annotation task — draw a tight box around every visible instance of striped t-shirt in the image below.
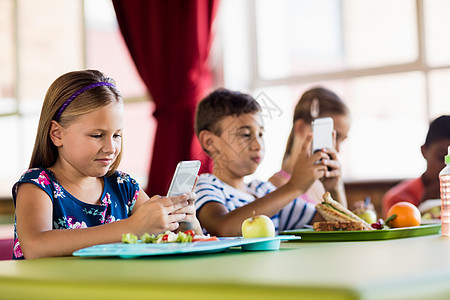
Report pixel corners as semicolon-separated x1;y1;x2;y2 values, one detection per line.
194;173;316;234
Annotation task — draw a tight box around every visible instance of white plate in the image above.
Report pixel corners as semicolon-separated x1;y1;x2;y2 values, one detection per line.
418;199;441;213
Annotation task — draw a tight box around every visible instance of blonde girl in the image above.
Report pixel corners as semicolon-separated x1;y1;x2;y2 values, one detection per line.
12;70;201;259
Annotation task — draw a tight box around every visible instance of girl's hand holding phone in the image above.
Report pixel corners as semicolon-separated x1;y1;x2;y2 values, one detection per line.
128;161;203;236
128;194;190;236
174;196;203;234
319;147;343;191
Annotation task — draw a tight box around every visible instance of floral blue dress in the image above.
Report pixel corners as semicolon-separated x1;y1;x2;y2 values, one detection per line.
11;168;139;259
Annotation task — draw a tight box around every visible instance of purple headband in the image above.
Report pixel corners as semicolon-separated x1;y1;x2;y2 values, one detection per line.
54;82;115;121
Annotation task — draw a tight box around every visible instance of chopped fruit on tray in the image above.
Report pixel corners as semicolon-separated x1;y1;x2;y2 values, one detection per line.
370;218;385;230
192;235;220;242
122;233;139;244
370;203;421;230
419;199;441;220
370;215;397;230
122;231;218;244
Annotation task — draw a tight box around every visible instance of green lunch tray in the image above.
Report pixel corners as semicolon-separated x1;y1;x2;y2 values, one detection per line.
280;223;441;242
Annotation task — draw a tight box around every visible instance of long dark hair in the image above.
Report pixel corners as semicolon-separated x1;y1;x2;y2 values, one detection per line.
283;86;350;160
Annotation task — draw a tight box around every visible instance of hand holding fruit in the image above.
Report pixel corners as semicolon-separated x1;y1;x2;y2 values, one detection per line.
241;211;275;238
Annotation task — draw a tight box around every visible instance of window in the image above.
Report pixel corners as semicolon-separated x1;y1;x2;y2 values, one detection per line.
84;0;154;189
0;0;154;198
219;0;450;182
2;0;450;198
0;0;83;197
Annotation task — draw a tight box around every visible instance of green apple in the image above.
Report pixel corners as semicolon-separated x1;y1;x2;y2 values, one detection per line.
357;210;377;224
241;213;275;238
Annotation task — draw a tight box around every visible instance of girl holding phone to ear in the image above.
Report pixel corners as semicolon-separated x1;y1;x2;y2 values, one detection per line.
269;86;351;207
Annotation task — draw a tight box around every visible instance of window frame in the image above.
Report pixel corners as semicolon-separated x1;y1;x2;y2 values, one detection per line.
245;0;450;118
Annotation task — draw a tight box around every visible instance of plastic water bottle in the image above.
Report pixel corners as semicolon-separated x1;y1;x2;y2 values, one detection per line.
440;146;450;236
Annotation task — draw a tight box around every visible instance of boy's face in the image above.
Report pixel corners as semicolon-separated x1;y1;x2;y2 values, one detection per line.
422;138;450;178
210;113;265;178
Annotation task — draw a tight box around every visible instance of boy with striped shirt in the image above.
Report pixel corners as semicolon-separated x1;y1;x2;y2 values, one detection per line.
194;88;334;236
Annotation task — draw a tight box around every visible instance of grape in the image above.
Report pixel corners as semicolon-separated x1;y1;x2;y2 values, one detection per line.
371;222;382;229
371;218;386;230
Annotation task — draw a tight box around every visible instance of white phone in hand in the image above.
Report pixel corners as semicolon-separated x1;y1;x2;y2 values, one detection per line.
167;160;201;197
311;117;334;153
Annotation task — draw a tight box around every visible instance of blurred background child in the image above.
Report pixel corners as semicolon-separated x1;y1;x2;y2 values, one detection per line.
269;87;351;207
382;115;450;217
194;88;332;236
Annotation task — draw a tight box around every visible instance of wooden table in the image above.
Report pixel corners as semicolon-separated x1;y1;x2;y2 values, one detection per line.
1;234;450;300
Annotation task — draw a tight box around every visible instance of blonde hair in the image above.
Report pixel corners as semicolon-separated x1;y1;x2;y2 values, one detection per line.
283;86;350;160
29;70;123;176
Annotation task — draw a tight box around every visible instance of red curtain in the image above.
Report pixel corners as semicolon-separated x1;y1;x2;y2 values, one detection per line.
112;0;217;196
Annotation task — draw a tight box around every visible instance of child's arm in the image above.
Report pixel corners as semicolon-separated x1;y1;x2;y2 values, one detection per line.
15;184;190;259
198;135;330;236
267;171;289;188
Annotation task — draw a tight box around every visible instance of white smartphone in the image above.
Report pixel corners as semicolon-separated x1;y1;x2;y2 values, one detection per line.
311;117;334;153
167;160;201;197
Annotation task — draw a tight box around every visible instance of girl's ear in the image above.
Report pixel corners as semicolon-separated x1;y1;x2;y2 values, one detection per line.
49;120;63;147
293;119;310;136
198;130;218;155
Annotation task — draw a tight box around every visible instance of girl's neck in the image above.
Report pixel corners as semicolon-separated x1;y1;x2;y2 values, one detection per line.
49;164;104;205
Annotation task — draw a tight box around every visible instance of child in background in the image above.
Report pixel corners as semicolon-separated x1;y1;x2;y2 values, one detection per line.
269;87;351;207
382;115;450;216
194;88;333;236
12;70;201;259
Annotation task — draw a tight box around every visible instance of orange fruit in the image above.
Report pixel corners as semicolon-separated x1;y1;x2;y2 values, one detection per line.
386;202;421;228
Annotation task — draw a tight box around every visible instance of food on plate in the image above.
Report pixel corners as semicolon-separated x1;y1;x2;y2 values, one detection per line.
241;212;275;238
352;197;378;224
370;218;384;230
370;214;399;230
122;233;138;244
418;199;441;220
315;192;373;231
386;202;421;228
313;221;366;231
122;230;218;244
357;210;377;224
371;218;387;230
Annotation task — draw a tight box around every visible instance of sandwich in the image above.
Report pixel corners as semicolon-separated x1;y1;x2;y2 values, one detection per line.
314;192;374;231
313;221;366;232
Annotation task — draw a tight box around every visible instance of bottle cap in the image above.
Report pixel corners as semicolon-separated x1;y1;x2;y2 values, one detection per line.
446;146;450;164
